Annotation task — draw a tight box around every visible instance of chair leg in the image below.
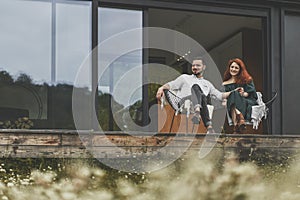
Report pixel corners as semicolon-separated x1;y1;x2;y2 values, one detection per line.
267;112;271;134
169;112;176;133
186;116;188;133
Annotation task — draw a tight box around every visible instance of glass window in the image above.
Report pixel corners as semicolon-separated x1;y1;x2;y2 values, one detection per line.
0;0;52;84
98;7;143;131
0;0;51;128
56;1;91;85
52;1;91;129
0;0;91;129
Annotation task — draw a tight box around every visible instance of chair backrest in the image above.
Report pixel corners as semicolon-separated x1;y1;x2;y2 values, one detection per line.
265;91;278;106
162;89;182;111
226;91;278;128
162;89;214;118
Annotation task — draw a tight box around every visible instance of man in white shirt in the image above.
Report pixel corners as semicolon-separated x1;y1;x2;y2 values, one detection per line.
156;57;232;133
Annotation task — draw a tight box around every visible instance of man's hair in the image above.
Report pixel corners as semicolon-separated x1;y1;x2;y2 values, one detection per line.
193;56;206;65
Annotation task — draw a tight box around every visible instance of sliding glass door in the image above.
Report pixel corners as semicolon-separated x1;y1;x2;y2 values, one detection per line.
97;5;264;133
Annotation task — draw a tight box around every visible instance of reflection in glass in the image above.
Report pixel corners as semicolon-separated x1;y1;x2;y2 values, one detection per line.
98;7;143;131
0;0;51;84
52;1;92;129
0;0;91;129
0;0;51;128
56;2;91;86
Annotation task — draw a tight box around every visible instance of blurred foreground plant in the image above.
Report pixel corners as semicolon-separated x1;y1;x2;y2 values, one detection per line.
0;152;299;200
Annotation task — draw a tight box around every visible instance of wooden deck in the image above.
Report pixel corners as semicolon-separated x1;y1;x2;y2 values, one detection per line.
1;129;300;160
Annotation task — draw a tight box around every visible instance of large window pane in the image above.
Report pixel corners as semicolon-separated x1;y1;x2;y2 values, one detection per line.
52;1;91;129
0;0;51;83
56;1;91;85
0;0;91;129
0;0;51;128
98;7;143;131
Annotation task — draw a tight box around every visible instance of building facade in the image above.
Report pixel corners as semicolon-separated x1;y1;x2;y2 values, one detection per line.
1;0;300;135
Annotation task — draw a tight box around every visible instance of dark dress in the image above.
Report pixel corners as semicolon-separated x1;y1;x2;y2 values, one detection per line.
224;81;258;121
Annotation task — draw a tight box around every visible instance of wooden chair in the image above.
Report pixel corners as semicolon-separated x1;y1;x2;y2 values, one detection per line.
226;91;278;134
158;89;214;134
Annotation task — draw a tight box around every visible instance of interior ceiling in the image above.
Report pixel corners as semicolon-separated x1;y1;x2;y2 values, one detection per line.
149;8;262;50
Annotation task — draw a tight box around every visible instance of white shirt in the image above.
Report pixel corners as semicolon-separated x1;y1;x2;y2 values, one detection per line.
167;74;223;101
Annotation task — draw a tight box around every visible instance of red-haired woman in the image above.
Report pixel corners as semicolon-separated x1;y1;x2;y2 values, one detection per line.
223;58;258;133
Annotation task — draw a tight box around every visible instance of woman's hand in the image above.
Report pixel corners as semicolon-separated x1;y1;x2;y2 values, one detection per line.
237;87;244;95
236;87;248;97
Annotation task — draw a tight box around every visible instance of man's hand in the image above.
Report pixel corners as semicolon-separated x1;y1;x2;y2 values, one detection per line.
156;87;164;100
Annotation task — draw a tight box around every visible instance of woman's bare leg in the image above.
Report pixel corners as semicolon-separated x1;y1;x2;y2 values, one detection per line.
230;106;239;134
230;106;237;126
235;108;246;131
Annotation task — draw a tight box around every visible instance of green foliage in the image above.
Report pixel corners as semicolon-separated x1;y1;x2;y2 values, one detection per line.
97;93;123;131
0;71;13;83
15;73;33;84
0;117;33;129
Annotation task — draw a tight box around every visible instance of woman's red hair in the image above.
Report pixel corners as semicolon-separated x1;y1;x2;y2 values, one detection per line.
223;58;252;84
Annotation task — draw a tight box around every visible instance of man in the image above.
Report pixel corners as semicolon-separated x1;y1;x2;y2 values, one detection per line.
156;57;232;133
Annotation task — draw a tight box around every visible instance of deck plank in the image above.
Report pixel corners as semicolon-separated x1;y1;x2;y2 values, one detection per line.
0;130;299;159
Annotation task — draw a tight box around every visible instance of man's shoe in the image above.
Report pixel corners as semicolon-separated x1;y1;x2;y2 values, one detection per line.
206;127;215;134
191;112;201;124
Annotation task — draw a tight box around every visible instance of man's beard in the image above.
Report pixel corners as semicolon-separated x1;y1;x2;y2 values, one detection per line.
193;71;202;76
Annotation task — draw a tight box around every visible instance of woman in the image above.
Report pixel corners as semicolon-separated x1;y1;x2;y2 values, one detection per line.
223;58;258;133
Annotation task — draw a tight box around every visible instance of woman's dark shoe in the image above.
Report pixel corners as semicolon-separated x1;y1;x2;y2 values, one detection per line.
237;113;246;131
233;125;241;134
